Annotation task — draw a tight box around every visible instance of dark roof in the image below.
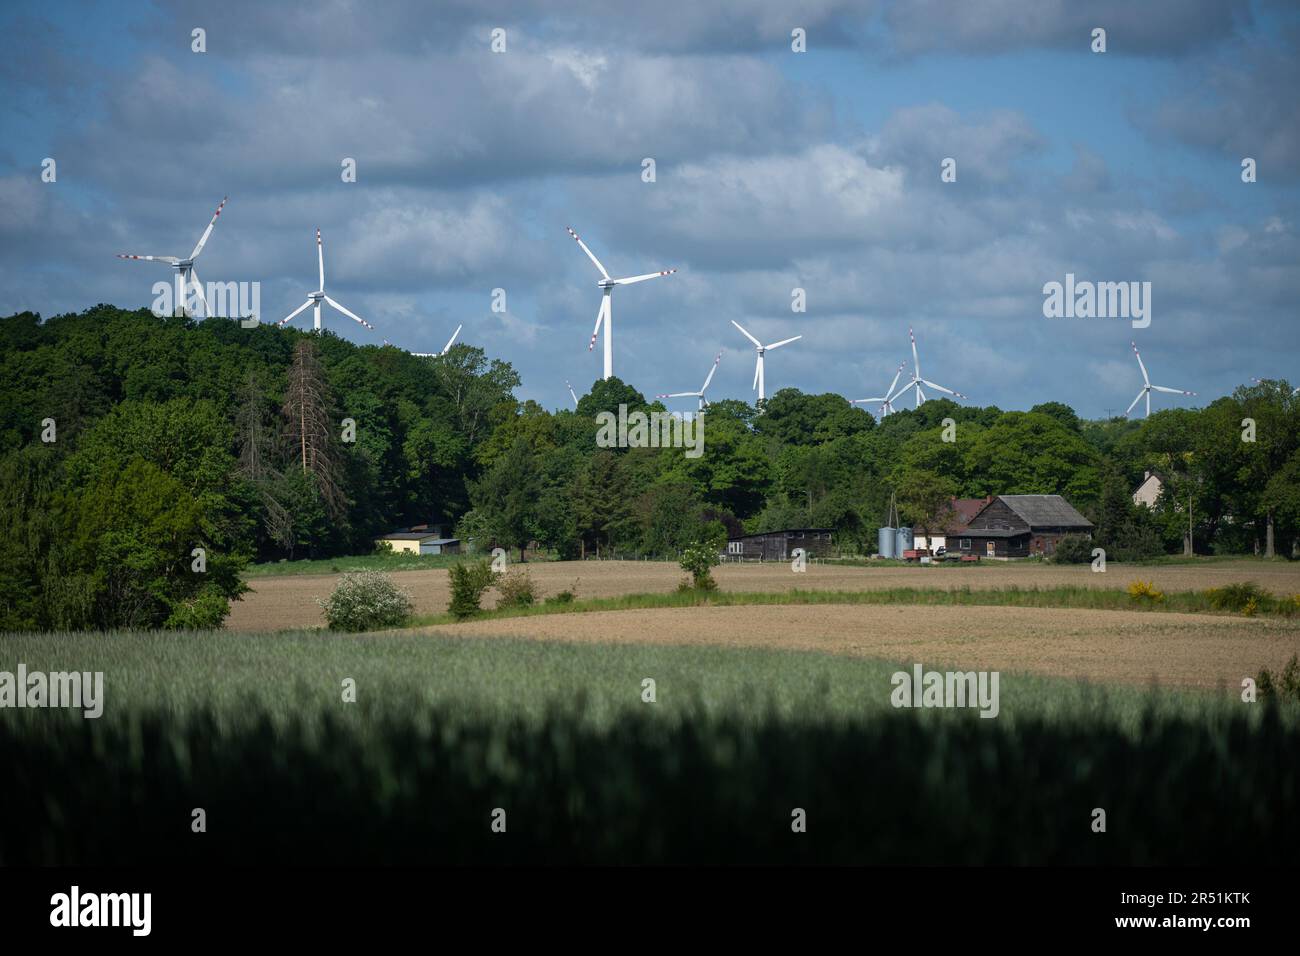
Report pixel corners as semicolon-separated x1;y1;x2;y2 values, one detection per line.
997;495;1093;529
729;528;834;541
377;531;443;541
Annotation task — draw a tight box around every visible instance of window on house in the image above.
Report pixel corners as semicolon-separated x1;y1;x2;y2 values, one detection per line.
960;538;971;550
728;542;743;554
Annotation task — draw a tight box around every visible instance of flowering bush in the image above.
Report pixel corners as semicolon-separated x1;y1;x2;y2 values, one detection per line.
319;570;413;632
679;541;720;591
1126;579;1165;604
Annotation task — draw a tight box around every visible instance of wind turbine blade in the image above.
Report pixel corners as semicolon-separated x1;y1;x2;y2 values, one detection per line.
920;379;967;399
323;295;374;331
885;362;905;397
588;295;609;351
566;381;579;406
852;397;886;405
442;324;463;354
731;319;762;348
700;352;721;393
566;226;610;279
1152;385;1196;396
189;196;227;260
658;391;699;399
277;299;314;326
117;254;179;263
752;356;761;391
764;335;801;351
910;327;921;379
317;229;325;289
613;269;676;286
1124;389;1146;417
188;268;211;316
1131;341;1150;385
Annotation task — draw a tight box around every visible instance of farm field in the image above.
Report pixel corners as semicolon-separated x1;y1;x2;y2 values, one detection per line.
226;557;1300;632
418;604;1300;689
4;627;1299;865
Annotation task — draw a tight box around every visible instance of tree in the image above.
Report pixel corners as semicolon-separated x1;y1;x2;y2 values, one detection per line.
283;339;347;521
470;436;541;561
896;470;959;547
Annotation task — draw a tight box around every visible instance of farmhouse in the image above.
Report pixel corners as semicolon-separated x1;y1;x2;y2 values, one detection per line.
952;495;1092;559
374;523;461;555
724;528;835;562
1133;470;1164;508
913;496;993;552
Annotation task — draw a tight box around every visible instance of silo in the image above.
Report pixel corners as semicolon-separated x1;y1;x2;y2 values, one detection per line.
877;526;896;559
895;526;914;557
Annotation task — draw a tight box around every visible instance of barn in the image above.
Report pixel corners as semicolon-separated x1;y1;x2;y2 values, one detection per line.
723;529;835;562
913;496;993;552
374;524;461;555
954;495;1092;558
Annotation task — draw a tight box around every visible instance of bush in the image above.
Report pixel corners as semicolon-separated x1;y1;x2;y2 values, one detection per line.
544;580;578;606
679;540;720;591
1126;579;1164;604
495;568;539;609
448;559;494;619
1051;535;1094;564
318;570;413;632
1258;655;1300;703
1204;581;1268;613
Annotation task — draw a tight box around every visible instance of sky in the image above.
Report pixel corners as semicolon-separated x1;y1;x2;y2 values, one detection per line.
1;0;1297;417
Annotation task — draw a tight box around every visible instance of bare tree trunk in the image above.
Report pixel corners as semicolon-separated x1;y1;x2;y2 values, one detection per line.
1265;510;1275;558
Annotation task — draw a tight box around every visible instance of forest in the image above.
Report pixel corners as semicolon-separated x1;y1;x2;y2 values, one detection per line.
1;305;1297;630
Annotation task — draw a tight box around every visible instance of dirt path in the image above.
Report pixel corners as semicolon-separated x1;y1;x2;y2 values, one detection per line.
227;559;1300;632
416;604;1300;689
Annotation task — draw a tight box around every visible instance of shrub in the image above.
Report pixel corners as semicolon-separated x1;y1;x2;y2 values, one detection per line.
319;570;413;632
1052;535;1093;564
544;580;578;606
1257;655;1300;703
678;540;720;591
495;568;539;609
448;559;494;619
1204;581;1268;613
1126;579;1164;604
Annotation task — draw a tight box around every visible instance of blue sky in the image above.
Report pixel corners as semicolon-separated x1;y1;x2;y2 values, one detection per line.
1;0;1296;417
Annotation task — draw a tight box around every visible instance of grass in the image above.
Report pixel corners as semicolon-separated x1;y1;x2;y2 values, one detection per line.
0;627;1252;731
245;550;484;578
408;582;1300;628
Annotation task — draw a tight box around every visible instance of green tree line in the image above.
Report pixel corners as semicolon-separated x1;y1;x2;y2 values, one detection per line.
2;307;1297;628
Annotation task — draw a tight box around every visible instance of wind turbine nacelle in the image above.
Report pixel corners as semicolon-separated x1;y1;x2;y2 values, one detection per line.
597;279;616;290
308;291;325;302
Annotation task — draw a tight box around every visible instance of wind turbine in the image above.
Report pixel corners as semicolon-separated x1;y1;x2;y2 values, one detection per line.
894;327;967;408
1126;341;1196;418
1251;377;1300;396
567;226;676;380
117;196;227;317
852;361;907;417
731;321;800;403
565;380;580;408
277;230;375;335
411;324;462;358
657;352;722;412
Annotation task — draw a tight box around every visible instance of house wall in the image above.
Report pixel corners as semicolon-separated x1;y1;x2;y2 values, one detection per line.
383;539;422;554
1133;475;1162;508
